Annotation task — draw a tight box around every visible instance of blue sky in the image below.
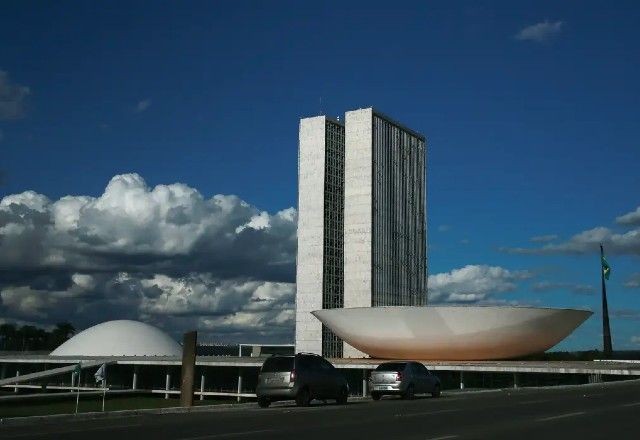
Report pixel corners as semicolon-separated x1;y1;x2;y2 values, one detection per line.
1;1;639;349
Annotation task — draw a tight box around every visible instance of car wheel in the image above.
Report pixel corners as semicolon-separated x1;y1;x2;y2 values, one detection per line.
402;384;415;400
336;386;348;404
431;384;441;398
295;387;311;407
257;397;271;408
371;392;381;401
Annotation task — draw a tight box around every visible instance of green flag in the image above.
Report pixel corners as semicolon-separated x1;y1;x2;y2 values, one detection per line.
601;255;611;280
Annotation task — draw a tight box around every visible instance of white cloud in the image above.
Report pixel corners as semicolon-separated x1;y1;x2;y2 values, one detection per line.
631;336;640;345
624;273;640;289
515;20;563;43
437;225;451;232
616;206;640;226
501;206;640;256
0;173;297;341
532;281;596;295
530;234;558;243
135;99;151;113
0;70;31;120
427;265;531;303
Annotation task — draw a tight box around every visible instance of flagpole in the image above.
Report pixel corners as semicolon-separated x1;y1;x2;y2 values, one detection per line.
600;243;613;358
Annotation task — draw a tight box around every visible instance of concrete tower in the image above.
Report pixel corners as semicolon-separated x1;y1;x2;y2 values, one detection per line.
295;115;345;357
295;108;427;358
343;108;427;357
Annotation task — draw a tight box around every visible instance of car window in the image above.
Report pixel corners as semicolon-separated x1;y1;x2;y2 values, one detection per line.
375;362;407;371
319;358;334;370
415;363;429;375
262;357;294;372
296;355;314;371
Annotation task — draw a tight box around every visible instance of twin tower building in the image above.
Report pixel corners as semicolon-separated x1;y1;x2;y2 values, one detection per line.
296;107;428;358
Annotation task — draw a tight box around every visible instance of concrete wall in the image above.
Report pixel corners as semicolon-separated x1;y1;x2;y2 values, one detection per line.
343;108;373;358
295;116;327;355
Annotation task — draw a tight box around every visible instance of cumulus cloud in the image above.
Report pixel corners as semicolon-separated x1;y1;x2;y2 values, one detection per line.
0;173;297;342
515;20;563;42
531;281;596;295
611;309;640;321
134;99;151;113
501;206;640;256
624;273;640;289
617;207;640;226
427;265;531;303
530;234;558;243
0;70;30;120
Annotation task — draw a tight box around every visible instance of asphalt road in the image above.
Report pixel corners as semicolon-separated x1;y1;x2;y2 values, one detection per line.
2;380;640;440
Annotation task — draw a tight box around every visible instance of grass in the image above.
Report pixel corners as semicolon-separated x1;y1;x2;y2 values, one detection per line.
0;394;236;419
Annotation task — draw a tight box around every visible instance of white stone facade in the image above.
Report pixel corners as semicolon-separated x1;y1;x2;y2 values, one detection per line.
295;116;327;355
343;108;374;357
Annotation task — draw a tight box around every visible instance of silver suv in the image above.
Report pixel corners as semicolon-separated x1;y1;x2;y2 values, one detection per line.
369;361;441;400
256;353;349;408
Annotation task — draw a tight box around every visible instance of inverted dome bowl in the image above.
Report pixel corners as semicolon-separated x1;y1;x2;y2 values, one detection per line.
312;306;592;360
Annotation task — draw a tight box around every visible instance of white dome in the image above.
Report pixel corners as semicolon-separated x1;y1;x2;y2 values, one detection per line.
50;320;182;357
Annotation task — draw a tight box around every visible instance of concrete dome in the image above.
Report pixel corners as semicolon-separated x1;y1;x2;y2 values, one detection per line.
50;320;182;357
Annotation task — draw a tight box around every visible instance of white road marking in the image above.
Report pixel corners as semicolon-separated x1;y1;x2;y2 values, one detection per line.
179;429;275;440
537;411;586;422
517;399;550;405
426;435;458;440
396;408;460;418
621;401;640;407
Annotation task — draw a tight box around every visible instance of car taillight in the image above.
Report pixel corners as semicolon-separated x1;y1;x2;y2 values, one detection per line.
396;372;403;381
290;369;296;382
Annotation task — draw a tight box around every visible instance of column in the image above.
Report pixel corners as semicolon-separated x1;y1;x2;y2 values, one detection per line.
132;366;138;390
237;368;242;403
513;373;519;389
14;370;20;393
200;374;205;401
459;371;465;390
165;369;171;399
362;369;367;397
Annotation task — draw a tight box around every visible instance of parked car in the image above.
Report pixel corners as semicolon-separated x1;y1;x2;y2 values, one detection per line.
369;361;441;400
256;353;349;408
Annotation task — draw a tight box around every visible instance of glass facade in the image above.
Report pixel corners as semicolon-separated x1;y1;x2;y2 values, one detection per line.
322;119;345;358
371;113;427;307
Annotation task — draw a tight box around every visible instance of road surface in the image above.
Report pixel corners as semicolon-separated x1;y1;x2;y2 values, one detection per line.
2;380;639;439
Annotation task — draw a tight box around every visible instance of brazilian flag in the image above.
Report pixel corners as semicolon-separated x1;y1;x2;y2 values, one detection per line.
601;255;611;281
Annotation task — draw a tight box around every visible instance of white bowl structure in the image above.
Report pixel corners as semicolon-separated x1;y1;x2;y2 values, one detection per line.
50;320;182;357
312;306;592;360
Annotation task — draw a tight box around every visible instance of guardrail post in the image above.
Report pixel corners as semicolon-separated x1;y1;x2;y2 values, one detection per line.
459;371;464;390
14;370;19;393
200;373;205;401
237;368;243;402
165;369;171;399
